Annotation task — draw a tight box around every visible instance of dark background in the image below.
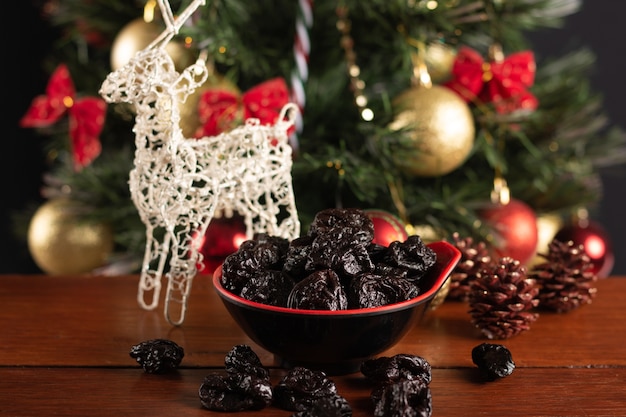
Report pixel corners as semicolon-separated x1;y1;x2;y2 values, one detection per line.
3;1;624;274
525;0;626;275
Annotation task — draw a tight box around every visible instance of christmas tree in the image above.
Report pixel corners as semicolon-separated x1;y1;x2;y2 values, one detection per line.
17;0;625;277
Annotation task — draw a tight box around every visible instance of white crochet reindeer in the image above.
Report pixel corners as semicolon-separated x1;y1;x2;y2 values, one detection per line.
100;0;300;325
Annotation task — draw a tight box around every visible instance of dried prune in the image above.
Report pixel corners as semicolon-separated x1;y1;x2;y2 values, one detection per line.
348;273;420;309
306;230;374;278
200;345;273;411
252;233;290;267
336;242;375;278
373;263;409;280
221;240;263;293
372;379;432;417
287;269;348;310
385;236;436;281
273;367;338;411
366;243;388;263
292;394;352;417
308;208;374;245
283;235;315;281
224;344;269;380
198;372;272;411
361;354;431;386
129;338;184;374
221;235;289;294
239;269;294;307
471;343;515;380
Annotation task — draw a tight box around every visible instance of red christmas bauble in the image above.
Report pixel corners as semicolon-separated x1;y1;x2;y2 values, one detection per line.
193;214;248;274
364;209;409;246
553;220;614;278
478;198;539;265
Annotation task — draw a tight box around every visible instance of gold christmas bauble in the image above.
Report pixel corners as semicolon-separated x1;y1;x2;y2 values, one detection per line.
110;18;194;72
27;198;114;275
389;85;475;177
424;42;457;84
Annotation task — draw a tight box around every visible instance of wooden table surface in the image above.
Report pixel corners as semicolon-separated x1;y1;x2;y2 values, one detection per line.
1;273;624;416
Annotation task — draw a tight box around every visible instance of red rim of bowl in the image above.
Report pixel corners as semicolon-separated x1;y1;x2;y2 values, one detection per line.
212;240;461;317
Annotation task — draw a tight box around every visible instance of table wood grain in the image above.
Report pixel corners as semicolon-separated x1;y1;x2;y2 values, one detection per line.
1;274;625;416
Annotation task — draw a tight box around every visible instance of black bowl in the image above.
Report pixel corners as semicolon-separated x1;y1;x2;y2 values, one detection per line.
212;240;460;375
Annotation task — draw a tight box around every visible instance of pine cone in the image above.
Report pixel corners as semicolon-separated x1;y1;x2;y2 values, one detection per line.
529;239;598;313
447;232;493;301
468;257;539;339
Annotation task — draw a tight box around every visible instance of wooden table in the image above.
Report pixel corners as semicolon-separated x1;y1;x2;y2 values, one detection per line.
1;273;624;416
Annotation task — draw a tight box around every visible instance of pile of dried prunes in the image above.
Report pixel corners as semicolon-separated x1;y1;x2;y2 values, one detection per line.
220;208;437;310
197;344;436;417
199;344;352;416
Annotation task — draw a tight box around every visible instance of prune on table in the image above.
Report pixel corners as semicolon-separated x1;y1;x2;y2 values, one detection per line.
292;394;352;417
224;344;269;381
198;372;272;411
372;379;432;417
348;273;420;309
129;338;184;374
239;269;294;307
471;343;515;380
273;367;338;411
287;269;348;310
200;344;273;411
384;235;437;281
308;208;375;245
361;354;432;386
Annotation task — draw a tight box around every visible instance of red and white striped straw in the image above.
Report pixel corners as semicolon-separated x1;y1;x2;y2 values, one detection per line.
290;0;313;149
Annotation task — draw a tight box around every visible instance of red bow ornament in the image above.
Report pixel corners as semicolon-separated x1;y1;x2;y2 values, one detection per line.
195;77;292;138
20;64;107;171
444;46;538;114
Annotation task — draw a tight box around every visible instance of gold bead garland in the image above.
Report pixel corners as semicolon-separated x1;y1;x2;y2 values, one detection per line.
336;4;374;122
